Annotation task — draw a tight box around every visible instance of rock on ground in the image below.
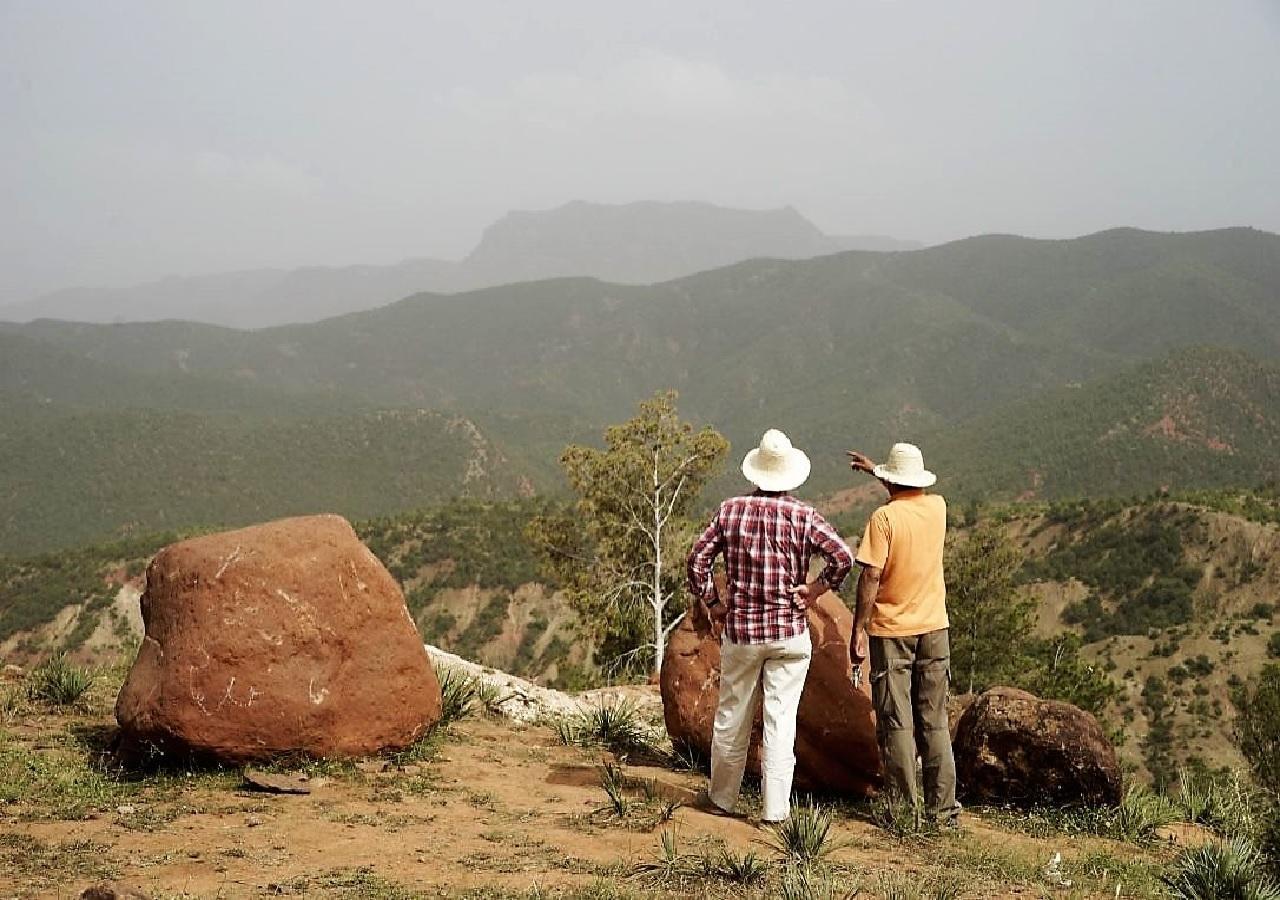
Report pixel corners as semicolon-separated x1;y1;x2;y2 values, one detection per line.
425;645;664;726
953;686;1121;807
116;515;441;763
660;592;881;797
424;645;586;723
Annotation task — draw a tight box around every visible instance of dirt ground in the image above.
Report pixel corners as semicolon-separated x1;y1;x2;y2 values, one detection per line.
0;692;1181;900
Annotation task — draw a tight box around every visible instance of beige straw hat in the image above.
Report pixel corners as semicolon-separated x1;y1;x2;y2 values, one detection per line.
873;442;937;488
741;429;811;493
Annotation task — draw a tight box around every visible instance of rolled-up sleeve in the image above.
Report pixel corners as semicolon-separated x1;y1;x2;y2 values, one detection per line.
809;511;854;592
686;511;724;600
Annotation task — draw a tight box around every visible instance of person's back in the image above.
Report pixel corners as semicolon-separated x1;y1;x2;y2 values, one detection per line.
859;490;947;639
686;430;853;824
847;442;960;827
708;492;838;645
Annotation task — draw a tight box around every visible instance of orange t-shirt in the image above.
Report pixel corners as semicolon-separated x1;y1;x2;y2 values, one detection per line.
855;490;949;637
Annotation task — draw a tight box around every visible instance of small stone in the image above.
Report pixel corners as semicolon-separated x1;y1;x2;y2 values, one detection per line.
115;805;136;815
244;768;311;795
245;816;263;827
400;764;422;776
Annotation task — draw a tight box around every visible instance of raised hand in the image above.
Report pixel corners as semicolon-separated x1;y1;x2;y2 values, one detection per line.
846;450;876;474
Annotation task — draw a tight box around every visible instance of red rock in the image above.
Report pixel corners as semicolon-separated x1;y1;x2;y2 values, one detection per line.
116;515;441;763
953;686;1121;807
660;591;881;797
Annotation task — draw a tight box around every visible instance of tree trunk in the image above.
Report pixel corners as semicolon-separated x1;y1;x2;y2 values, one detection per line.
652;515;664;679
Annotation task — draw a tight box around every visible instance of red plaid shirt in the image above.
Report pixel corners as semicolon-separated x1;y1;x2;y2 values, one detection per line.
686;493;853;645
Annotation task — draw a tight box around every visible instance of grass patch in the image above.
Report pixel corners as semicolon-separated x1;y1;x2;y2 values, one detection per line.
265;866;420;898
0;833;119;891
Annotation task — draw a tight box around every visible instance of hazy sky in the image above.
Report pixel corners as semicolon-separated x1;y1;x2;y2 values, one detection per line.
3;0;1279;303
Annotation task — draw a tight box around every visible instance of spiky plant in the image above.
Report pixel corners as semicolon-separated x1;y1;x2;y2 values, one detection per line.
573;700;658;755
594;760;630;817
710;847;768;885
875;871;924;900
1111;783;1177;844
1178;768;1218;826
434;664;486;726
25;654;94;708
869;790;930;839
775;863;855;900
766;800;842;865
1162;837;1280;900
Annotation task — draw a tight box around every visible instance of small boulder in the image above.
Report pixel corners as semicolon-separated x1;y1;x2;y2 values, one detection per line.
953;686;1121;807
116;515;441;763
660;591;881;797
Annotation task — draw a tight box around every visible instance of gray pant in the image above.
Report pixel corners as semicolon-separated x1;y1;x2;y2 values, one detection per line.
870;629;960;823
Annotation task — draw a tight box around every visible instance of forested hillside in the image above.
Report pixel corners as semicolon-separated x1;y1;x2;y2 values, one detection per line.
4;491;1277;784
3;226;1277;554
934;347;1280;502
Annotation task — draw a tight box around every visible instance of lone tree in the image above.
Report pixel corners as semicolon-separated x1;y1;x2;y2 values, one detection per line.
946;520;1036;696
946;517;1115;714
527;391;728;679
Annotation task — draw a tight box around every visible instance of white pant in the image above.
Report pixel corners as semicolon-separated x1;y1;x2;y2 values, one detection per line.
709;630;812;822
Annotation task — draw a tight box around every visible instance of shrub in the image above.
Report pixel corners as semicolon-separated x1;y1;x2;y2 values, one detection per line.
1268;633;1280;660
1260;808;1280;880
1162;838;1280;900
25;655;94;708
1235;666;1280;798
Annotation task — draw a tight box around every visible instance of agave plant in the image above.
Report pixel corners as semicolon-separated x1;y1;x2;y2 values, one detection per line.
1162;837;1280;900
25;654;95;708
765;800;843;865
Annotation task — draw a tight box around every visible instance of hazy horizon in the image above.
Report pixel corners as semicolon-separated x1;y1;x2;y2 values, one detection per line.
4;0;1279;304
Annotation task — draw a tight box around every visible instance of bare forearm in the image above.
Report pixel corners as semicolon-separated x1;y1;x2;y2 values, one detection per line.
854;566;880;631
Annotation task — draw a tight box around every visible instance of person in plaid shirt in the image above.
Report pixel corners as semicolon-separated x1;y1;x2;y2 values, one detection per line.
686;429;853;823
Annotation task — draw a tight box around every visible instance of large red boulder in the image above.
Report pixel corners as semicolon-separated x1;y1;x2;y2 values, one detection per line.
953;687;1121;807
116;515;441;763
660;591;881;797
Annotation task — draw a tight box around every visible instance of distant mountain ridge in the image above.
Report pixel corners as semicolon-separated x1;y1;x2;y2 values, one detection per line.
2;225;1277;554
1;201;919;329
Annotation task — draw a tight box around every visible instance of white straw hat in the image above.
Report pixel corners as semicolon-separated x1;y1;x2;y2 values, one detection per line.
873;442;937;488
741;429;811;493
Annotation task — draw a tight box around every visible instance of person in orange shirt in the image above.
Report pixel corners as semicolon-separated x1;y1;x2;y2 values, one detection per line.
846;442;960;827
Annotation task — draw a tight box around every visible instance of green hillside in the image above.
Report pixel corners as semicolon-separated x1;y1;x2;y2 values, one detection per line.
934;347;1280;502
0;398;531;556
3;227;1277;553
